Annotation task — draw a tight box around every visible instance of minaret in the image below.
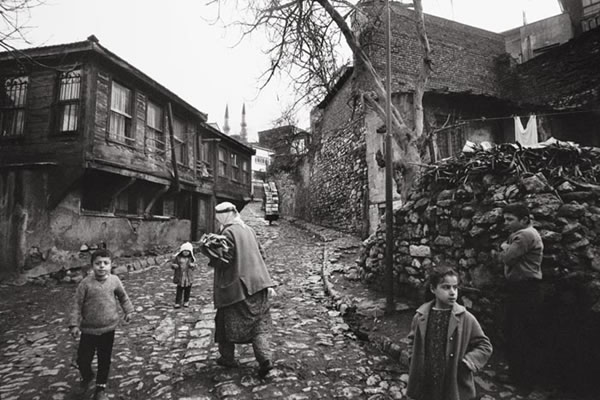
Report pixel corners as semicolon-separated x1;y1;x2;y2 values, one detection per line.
240;103;248;142
223;104;230;135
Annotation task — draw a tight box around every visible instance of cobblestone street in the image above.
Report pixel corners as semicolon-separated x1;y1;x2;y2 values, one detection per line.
2;202;597;400
0;202;406;400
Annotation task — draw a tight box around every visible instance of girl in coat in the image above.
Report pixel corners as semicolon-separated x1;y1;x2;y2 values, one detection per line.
171;242;196;308
406;267;492;400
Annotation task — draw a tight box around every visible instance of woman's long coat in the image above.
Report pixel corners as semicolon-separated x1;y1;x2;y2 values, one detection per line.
212;221;274;309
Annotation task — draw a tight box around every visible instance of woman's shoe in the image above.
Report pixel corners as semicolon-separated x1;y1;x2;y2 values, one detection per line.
183;301;189;308
216;357;240;368
174;303;181;309
258;360;273;378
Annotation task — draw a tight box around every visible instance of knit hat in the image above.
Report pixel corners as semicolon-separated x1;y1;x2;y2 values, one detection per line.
175;242;196;262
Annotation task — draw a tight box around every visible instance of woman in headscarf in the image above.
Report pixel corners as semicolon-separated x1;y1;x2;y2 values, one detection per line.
210;201;275;378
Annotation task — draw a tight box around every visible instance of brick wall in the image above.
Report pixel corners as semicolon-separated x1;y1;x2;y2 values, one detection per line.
357;2;506;97
502;27;600;109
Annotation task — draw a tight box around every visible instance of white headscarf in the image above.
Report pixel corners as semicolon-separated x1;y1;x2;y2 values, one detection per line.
215;202;245;228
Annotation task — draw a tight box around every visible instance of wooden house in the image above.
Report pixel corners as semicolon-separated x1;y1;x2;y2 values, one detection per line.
0;36;254;275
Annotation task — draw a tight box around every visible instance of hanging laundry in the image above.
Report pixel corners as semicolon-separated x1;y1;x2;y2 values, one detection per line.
514;115;538;147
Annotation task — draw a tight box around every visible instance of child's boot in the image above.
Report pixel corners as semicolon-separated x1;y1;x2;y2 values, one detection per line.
77;372;95;395
93;385;109;400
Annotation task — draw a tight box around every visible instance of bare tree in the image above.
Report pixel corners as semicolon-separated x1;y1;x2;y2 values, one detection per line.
209;0;432;198
270;105;309;154
0;0;45;53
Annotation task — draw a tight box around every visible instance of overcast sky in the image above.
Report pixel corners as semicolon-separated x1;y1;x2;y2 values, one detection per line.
15;0;562;142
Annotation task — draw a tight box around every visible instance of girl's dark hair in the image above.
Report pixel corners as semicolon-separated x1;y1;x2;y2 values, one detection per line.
428;266;459;288
91;248;112;263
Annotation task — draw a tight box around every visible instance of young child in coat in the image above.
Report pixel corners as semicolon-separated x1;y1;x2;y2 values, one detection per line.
69;249;133;400
405;267;492;400
171;242;197;308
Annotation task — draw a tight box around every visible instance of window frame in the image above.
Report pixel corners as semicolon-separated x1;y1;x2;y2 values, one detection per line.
57;69;82;134
108;80;134;145
114;188;138;215
146;100;166;156
0;75;28;138
218;147;228;177
242;159;250;184
195;134;212;175
231;152;240;181
173;116;189;166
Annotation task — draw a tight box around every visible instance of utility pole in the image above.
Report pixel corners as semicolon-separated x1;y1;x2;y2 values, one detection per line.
384;0;395;312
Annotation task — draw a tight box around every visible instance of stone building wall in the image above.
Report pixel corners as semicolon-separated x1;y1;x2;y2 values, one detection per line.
272;118;369;237
309;119;368;235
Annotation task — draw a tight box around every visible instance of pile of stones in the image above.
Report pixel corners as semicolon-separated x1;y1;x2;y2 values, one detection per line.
358;143;600;328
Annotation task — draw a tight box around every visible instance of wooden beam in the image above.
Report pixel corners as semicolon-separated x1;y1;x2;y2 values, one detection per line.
47;166;85;210
108;177;136;213
143;185;169;217
167;102;180;192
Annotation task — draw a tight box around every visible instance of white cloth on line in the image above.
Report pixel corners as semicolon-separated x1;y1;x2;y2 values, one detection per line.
514;115;538;147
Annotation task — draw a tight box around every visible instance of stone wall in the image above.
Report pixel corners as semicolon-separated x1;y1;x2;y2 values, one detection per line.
307;119;368;236
357;145;600;386
270;171;298;218
272;118;368;236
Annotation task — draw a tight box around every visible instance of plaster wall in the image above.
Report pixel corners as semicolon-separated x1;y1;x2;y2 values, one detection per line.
16;175;191;273
37;192;189;257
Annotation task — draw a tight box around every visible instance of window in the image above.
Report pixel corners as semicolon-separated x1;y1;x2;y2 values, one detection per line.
196;134;211;175
81;171;113;212
242;160;250;184
583;0;600;6
57;70;81;133
115;189;138;215
197;135;209;163
146;101;165;155
436;127;465;159
218;148;228;177
173;117;188;166
0;76;28;137
255;155;270;166
162;197;176;217
231;153;240;181
290;138;306;154
109;81;133;144
177;192;192;220
152;193;191;219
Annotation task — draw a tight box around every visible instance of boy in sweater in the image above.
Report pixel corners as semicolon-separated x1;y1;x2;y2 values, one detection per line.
500;203;544;388
69;249;133;400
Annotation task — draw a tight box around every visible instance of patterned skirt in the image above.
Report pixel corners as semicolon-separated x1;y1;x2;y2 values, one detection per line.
215;288;271;344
